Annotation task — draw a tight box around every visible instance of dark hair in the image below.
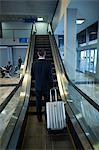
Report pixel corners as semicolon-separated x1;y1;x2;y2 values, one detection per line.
37;48;45;57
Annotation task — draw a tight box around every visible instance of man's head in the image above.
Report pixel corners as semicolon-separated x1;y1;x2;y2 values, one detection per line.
37;48;46;58
8;61;11;64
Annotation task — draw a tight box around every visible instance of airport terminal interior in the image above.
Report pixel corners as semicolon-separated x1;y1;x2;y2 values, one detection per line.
0;0;99;149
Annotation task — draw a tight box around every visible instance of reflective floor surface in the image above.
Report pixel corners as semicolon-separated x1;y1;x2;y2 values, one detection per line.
75;72;99;105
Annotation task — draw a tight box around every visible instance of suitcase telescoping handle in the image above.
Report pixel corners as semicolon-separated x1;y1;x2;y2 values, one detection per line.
50;88;57;102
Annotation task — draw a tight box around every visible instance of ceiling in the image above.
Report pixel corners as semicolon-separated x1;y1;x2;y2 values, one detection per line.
0;0;58;22
0;0;99;33
68;0;99;33
55;0;99;34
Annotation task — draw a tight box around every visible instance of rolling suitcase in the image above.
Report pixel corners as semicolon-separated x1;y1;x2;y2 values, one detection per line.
46;88;66;130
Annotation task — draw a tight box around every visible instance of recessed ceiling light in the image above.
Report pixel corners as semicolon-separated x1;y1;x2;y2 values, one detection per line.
37;17;43;21
76;19;85;25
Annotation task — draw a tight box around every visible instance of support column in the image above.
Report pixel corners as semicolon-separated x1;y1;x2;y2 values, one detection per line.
64;8;77;81
95;21;99;81
7;46;13;65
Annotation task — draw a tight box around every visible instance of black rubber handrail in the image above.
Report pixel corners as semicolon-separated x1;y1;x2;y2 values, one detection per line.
0;24;34;114
52;34;99;112
6;34;35;150
1;25;35;149
49;34;95;149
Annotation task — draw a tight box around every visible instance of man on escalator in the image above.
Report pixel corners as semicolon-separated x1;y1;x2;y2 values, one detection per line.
33;48;53;122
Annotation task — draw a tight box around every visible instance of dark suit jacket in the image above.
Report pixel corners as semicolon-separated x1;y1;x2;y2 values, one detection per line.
33;59;53;91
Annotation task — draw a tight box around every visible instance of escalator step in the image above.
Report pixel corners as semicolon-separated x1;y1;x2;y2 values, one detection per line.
22;116;73;150
29;100;45;106
28;106;45;115
35;45;50;47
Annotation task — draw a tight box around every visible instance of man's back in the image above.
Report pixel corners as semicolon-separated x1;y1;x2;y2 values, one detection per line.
33;59;53;91
32;48;53;121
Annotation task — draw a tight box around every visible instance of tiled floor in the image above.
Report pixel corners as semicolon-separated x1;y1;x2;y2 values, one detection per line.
0;77;20;106
0;86;15;105
0;87;21;139
75;72;99;105
0;77;20;85
75;71;94;82
0;77;20;139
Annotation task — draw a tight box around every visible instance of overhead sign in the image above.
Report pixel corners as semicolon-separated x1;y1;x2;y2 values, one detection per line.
23;17;37;23
19;38;28;43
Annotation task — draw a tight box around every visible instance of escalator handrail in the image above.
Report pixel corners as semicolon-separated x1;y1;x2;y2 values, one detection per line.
0;24;33;113
7;34;35;149
6;35;35;149
0;25;35;149
22;24;33;76
51;34;99;112
49;34;96;149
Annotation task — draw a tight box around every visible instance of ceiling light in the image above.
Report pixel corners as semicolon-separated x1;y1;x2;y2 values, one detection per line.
76;19;85;25
37;17;43;21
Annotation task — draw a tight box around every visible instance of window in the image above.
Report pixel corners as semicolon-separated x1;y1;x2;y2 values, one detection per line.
88;22;98;41
77;29;86;45
0;23;2;38
58;35;64;48
77;49;97;73
86;49;97;73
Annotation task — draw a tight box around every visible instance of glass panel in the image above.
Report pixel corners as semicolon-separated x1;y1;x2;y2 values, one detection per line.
77;49;97;73
76;51;80;71
86;50;90;72
84;49;97;73
80;50;86;73
90;50;94;72
58;35;64;48
57;35;64;62
68;84;99;148
94;49;97;73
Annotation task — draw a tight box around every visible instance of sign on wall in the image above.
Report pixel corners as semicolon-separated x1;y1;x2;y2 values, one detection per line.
19;38;28;43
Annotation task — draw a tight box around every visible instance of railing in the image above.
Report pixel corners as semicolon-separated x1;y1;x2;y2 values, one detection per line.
0;24;35;149
49;34;99;149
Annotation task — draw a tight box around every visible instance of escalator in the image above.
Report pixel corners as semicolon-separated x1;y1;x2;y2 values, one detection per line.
21;35;74;150
2;33;96;150
29;35;59;115
1;25;96;149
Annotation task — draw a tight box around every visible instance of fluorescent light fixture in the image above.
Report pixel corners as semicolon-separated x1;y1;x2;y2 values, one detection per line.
76;19;84;25
37;17;43;21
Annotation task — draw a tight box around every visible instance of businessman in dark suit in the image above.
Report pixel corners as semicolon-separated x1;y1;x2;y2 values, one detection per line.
33;48;53;121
